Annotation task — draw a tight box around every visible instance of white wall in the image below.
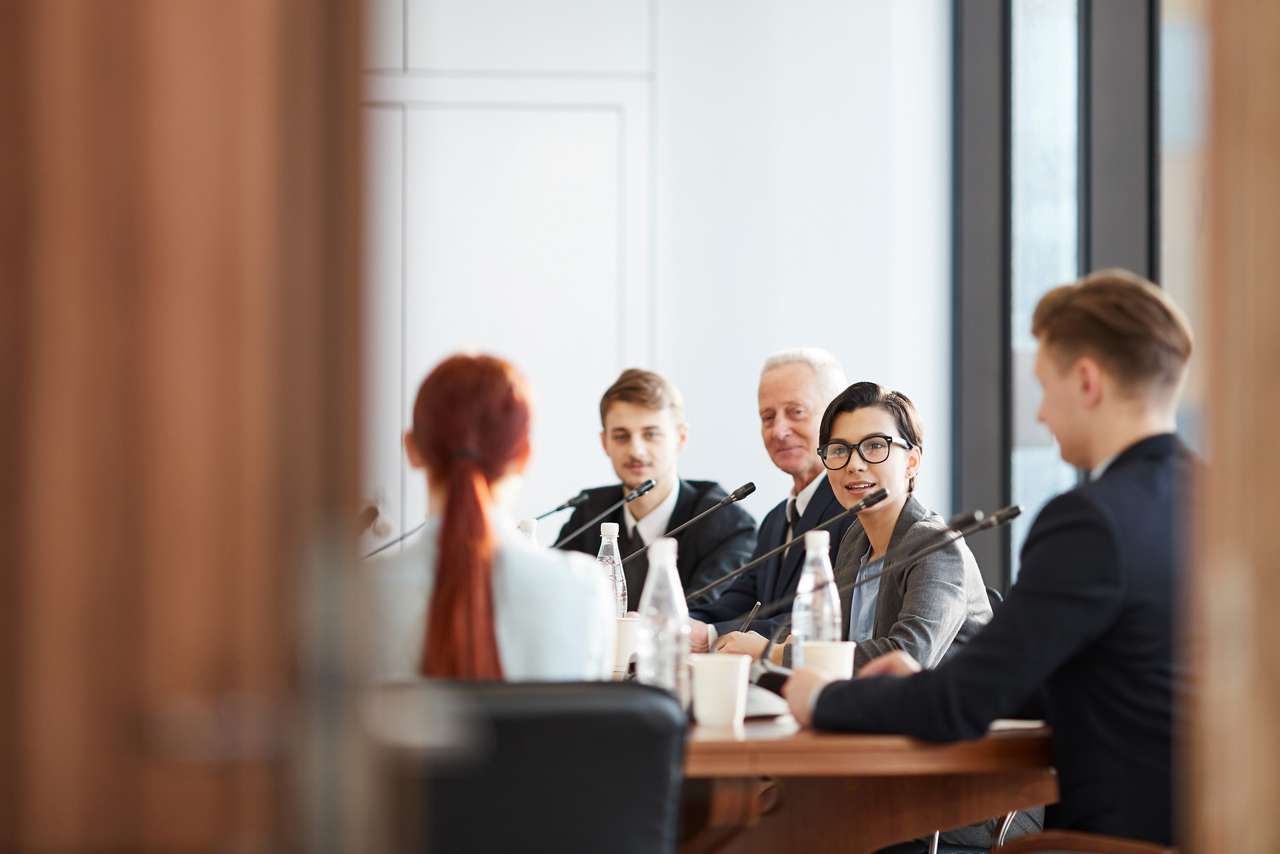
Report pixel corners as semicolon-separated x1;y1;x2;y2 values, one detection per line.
361;0;952;551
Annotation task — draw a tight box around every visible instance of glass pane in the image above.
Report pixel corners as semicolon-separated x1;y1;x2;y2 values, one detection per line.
1010;0;1080;580
1160;0;1207;453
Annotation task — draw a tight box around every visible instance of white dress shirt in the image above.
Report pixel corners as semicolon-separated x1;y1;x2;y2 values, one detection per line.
624;476;681;546
785;472;827;541
357;512;615;683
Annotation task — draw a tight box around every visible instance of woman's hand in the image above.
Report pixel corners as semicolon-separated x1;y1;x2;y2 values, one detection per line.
714;630;770;659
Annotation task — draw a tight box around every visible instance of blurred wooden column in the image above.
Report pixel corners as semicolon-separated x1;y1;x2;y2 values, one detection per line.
1191;0;1280;851
0;0;362;850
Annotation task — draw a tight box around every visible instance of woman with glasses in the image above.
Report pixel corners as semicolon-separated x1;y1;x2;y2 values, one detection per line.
356;354;615;682
716;381;993;671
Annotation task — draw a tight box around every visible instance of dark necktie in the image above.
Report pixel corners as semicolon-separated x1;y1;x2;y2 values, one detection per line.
621;523;648;608
784;497;798;558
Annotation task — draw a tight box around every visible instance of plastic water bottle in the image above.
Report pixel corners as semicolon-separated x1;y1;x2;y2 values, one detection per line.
517;518;538;544
634;537;690;704
790;530;842;667
596;522;628;617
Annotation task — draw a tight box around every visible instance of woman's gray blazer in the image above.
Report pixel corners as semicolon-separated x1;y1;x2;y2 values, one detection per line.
833;495;993;669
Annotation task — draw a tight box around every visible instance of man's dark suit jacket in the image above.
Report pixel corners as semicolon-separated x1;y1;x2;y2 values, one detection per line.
555;479;757;607
811;433;1192;845
688;475;856;639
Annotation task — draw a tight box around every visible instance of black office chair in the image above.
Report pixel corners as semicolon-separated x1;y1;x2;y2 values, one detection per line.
382;681;687;854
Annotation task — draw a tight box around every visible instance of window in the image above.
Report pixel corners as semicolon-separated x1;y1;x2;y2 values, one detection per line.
1009;0;1081;579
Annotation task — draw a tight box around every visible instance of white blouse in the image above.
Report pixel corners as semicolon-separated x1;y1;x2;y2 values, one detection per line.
356;514;615;682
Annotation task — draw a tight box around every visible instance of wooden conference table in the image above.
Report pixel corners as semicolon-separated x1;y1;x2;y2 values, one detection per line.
681;716;1057;853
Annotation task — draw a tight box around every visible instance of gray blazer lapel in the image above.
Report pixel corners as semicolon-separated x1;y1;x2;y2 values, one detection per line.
870;496;932;635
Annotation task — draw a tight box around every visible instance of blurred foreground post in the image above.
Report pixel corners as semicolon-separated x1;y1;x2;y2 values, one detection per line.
1;1;363;849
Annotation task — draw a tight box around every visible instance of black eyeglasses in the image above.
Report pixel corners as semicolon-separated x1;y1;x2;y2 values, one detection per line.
817;434;912;470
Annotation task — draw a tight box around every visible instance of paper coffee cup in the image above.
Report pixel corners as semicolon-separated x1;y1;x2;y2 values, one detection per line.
689;653;751;727
614;616;640;675
800;640;856;679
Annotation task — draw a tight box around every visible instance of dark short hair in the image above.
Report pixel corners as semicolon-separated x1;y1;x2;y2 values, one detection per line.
819;382;924;492
599;368;685;427
1032;268;1193;394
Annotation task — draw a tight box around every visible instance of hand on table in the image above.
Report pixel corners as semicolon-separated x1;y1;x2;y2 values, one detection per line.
782;666;833;727
689;619;711;653
713;629;769;660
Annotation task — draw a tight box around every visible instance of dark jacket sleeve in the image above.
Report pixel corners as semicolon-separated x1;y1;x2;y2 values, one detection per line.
554;505;593;556
685;503;758;607
813;490;1124;740
689;502;781;629
689;562;761;629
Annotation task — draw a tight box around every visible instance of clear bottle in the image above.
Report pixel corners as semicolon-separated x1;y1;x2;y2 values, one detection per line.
596;522;628;617
789;529;842;667
517;518;538;544
634;537;690;705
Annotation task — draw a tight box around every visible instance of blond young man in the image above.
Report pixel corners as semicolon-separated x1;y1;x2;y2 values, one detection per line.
784;270;1195;847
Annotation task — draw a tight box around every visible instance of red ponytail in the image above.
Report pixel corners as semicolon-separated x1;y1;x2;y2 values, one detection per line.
410;355;531;680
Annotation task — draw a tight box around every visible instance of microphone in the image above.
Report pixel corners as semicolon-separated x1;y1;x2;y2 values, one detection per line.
535;491;589;521
620;482;757;566
973;504;1021;531
684;487;889;604
363;519;427;559
752;504;1021;629
822;503;1021;607
551;479;656;549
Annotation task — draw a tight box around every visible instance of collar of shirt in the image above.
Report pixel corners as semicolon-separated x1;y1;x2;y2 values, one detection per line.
1091;454;1118;481
791;471;826;519
624;476;681;545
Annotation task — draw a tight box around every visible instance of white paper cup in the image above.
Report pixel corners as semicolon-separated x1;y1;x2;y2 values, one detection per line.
614;616;640;675
689;653;751;727
800;640;856;679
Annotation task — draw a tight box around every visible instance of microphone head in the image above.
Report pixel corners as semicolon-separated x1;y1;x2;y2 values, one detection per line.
855;486;889;511
729;482;757;502
986;504;1022;527
944;509;984;531
566;491;589;509
625;479;657;501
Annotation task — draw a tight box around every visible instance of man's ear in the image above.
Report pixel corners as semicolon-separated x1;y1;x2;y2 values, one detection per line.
676;421;689;452
599;429;608;456
404;430;425;470
1075;357;1105;409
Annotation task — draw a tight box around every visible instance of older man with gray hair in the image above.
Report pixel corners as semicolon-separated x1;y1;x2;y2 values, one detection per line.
689;348;857;651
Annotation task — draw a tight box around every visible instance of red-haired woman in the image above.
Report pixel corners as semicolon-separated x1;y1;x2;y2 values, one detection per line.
359;354;615;681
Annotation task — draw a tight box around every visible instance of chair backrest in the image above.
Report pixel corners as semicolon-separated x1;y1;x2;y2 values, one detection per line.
384;681;687;854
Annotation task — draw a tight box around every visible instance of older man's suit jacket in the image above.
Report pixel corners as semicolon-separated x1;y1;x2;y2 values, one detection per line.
812;434;1192;845
688;475;855;639
555;479;756;606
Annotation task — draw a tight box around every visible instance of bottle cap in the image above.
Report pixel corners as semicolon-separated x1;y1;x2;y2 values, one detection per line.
804;530;830;552
600;522;619;537
648;537;677;565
